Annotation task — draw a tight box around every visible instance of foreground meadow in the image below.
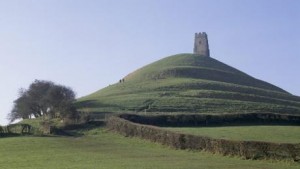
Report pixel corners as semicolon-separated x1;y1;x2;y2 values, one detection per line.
0;127;299;169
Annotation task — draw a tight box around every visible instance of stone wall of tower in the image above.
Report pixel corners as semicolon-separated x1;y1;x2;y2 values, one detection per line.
193;32;210;57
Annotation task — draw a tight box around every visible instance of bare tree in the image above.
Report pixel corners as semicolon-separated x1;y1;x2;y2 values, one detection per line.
8;80;76;122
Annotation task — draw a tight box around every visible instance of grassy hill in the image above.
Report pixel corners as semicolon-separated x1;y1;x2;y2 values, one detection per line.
77;54;300;115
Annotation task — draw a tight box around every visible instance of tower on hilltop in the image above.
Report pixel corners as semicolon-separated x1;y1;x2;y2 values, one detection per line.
193;32;210;57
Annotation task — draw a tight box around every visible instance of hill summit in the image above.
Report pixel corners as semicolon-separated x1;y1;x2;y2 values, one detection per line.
77;33;300;115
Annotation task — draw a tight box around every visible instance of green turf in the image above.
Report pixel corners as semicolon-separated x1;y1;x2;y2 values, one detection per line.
0;127;299;169
76;54;300;115
164;126;300;143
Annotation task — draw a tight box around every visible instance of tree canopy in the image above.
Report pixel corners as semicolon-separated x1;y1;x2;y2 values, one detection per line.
8;80;76;122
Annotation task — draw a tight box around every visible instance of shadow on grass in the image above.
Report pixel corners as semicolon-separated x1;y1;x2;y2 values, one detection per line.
52;121;106;137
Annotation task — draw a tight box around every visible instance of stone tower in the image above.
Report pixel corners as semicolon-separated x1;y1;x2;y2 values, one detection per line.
193;32;210;57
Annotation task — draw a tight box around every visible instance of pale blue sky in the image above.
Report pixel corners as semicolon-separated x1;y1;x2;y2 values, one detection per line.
0;0;299;125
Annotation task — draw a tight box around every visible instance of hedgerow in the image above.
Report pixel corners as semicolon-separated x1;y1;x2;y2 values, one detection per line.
107;114;300;161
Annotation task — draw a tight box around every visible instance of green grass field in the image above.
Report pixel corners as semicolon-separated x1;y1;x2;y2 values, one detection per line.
7;53;300;168
76;54;300;115
0;127;299;169
164;126;300;143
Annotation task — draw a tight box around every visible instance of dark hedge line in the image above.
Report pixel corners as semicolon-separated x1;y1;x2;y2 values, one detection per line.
119;113;300;127
0;124;32;137
107;115;300;161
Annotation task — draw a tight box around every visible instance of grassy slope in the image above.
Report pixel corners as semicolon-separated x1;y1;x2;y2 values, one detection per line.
0;128;299;169
77;54;300;115
124;54;286;92
165;126;300;143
